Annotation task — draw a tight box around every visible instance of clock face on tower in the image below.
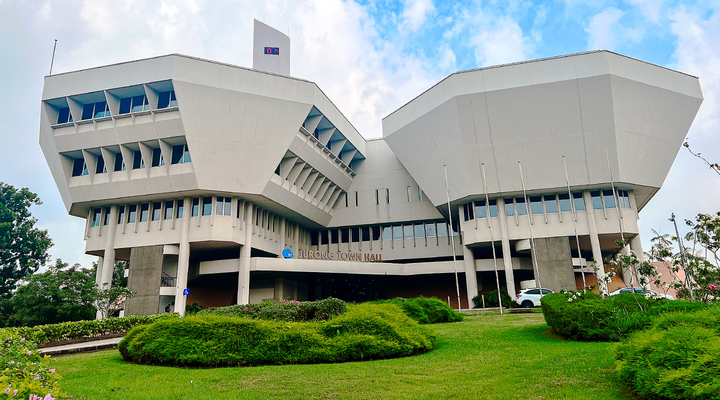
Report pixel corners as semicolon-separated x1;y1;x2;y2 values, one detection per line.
264;47;280;55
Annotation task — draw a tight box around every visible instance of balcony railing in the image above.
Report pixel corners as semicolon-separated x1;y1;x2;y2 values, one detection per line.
161;272;176;287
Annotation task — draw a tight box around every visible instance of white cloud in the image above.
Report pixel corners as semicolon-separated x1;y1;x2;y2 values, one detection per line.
399;0;435;33
585;6;645;50
471;16;534;67
628;0;663;23
637;3;720;254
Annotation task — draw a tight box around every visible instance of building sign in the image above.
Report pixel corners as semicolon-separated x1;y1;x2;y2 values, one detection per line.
282;249;294;258
295;250;383;262
264;47;280;55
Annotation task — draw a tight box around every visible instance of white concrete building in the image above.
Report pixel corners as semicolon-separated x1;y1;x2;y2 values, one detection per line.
39;23;702;315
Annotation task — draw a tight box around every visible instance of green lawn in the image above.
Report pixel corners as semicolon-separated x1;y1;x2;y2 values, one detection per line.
50;311;638;399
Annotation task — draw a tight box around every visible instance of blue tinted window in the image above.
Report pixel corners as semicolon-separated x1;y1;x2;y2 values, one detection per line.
591;191;603;209
488;199;498;218
603;190;616;208
573;192;585;211
530;196;544;215
119;98;131;114
516;198;527;216
544;195;558;214
81;103;94;120
57;107;72;124
474;200;487;219
558;193;572;212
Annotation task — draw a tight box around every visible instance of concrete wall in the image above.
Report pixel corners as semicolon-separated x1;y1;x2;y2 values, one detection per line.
125;245;164;315
531;237;576;292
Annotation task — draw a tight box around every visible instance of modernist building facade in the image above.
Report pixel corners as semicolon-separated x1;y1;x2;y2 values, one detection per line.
40;22;702;315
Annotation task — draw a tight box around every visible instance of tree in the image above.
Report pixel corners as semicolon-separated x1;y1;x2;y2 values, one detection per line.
0;182;53;301
94;283;134;319
8;259;97;327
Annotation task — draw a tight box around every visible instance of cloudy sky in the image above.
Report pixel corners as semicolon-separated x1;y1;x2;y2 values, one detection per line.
0;0;718;268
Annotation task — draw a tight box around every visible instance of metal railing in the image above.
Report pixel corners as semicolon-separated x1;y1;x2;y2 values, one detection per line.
161;272;176;287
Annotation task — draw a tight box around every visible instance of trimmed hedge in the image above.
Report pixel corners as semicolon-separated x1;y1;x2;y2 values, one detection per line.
615;306;720;399
541;291;709;341
0;313;179;345
196;298;346;322
119;303;434;367
367;297;463;324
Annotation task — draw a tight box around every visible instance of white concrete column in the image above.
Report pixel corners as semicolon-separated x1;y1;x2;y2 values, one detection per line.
97;205;118;319
462;242;478;306
583;190;607;294
293;224;300;251
278;217;286;257
496;198;516;298
95;256;104;286
238;202;254;305
175;197;192;317
627;235;645;286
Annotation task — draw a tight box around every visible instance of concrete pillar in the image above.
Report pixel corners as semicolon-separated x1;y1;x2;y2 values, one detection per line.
174;197;192;316
583;190;607;294
95;256;104;286
462;243;478;306
496;198;516;298
627;235;645;286
293;223;300;251
95;256;104;320
238;202;254;305
97;206;118;319
278;217;286;257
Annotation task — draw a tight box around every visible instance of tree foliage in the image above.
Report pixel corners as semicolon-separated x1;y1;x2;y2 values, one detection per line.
8;259;97;327
0;182;53;300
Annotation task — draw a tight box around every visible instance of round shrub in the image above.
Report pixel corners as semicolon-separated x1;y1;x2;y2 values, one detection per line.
615;306;720;399
542;291;709;342
472;287;514;309
119;303;434;367
368;297;462;324
197;298;346;322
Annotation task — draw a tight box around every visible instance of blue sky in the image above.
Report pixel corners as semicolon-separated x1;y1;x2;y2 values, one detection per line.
0;0;718;268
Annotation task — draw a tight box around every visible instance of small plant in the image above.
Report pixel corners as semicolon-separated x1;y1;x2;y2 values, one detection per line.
185;301;203;315
472;288;513;309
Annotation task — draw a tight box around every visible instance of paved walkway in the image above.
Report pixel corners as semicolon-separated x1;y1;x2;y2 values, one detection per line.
39;336;124;356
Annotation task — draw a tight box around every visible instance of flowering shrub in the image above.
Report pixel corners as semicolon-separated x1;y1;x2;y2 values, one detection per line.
0;313;179;345
197;298;346;322
0;332;62;399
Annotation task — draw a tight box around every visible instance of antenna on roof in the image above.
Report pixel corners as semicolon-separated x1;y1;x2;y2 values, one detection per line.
49;39;57;75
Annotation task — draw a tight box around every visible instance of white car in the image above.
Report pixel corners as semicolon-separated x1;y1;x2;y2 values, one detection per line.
608;287;675;300
515;288;554;308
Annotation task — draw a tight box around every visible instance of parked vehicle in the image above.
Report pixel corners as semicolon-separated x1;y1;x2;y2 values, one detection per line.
607;287;674;300
515;288;555;308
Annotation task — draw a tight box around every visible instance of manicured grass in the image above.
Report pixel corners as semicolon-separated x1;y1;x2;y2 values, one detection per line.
50;311;638;399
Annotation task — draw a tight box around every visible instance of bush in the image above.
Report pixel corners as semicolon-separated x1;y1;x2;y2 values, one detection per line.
0;331;63;399
185;301;203;315
197;298;346;322
472;287;514;309
615;306;720;399
0;313;179;345
541;291;709;341
119;303;434;367
367;297;463;324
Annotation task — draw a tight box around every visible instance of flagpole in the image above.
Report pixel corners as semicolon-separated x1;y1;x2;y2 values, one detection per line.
563;156;587;291
606;150;632;286
445;165;463;311
481;163;503;314
49;39;57;75
518;162;544;293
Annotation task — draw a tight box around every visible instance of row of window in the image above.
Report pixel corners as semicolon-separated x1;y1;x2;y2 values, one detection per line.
57;91;177;124
343;184;424;207
310;220;460;246
462;189;631;222
71;144;190;177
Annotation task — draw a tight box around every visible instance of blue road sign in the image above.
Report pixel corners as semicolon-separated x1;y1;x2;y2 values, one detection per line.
183;288;190;296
